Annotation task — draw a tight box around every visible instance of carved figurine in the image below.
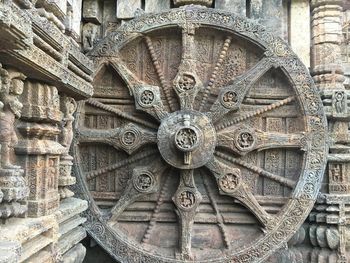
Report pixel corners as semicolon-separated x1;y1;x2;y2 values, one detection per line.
330;164;342;182
61;97;77;155
83;23;99;52
335;91;345;113
0;67;26;169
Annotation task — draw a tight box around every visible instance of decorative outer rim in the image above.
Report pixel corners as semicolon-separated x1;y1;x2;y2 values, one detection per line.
73;6;328;263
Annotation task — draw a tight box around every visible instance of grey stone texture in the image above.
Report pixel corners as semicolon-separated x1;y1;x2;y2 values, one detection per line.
215;0;246;16
0;1;92;262
145;0;171;13
117;0;142;19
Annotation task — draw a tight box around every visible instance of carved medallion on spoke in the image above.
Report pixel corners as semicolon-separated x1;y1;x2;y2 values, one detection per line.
133;172;155;193
219;172;241;193
140;89;155;106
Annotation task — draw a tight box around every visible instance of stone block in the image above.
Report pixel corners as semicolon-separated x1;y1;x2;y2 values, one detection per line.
117;0;142;19
102;0;119;37
0;241;21;263
83;0;103;24
0;168;28;218
56;198;87;261
55;197;88;224
68;41;94;75
290;0;311;67
25;249;52;263
19;155;61;217
36;0;67;21
0;2;32;50
145;0;171;13
215;0;246;16
19;81;62;123
0;215;58;262
57;226;86;255
0;169;27;202
311;5;343;45
250;0;288;39
61;243;86;263
71;0;82;38
58;214;86;237
47;0;68;19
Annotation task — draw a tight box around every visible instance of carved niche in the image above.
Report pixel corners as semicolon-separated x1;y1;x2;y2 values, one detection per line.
72;6;328;263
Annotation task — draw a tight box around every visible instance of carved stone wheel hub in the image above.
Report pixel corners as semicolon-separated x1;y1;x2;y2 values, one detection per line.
158;110;216;169
73;6;328;263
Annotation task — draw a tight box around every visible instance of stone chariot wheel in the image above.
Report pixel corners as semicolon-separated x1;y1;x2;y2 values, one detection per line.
73;6;327;263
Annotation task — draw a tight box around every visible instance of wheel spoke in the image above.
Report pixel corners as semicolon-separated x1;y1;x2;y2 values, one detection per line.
109;161;167;222
217;126;306;155
206;157;275;230
215;96;295;131
173;23;203;110
78;123;157;154
208;55;280;122
144;36;177;112
202;170;230;249
215;151;296;188
141;171;172;245
85;148;159;181
198;36;232;111
109;59;168;121
173;169;202;260
86;98;159;129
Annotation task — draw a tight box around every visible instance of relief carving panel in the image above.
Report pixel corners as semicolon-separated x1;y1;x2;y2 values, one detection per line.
73;6;328;263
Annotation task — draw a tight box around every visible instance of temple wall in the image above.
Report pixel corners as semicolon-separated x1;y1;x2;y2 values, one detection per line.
0;0;349;263
0;0;92;262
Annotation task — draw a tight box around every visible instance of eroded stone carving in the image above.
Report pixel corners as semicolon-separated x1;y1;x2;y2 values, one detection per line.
133;172;154;192
73;6;327;263
0;68;25;169
0;2;91;263
140;89;155;106
83;22;100;52
59;96;77;199
218;172;240;192
0;66;28;218
310;1;349;262
16;81;63;217
61;96;77;155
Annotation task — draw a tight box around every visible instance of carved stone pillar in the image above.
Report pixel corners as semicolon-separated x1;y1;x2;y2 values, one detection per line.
0;66;28;219
311;0;350;261
312;0;344;91
58;96;77;199
0;1;92;261
15;80;64;217
309;194;350;262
